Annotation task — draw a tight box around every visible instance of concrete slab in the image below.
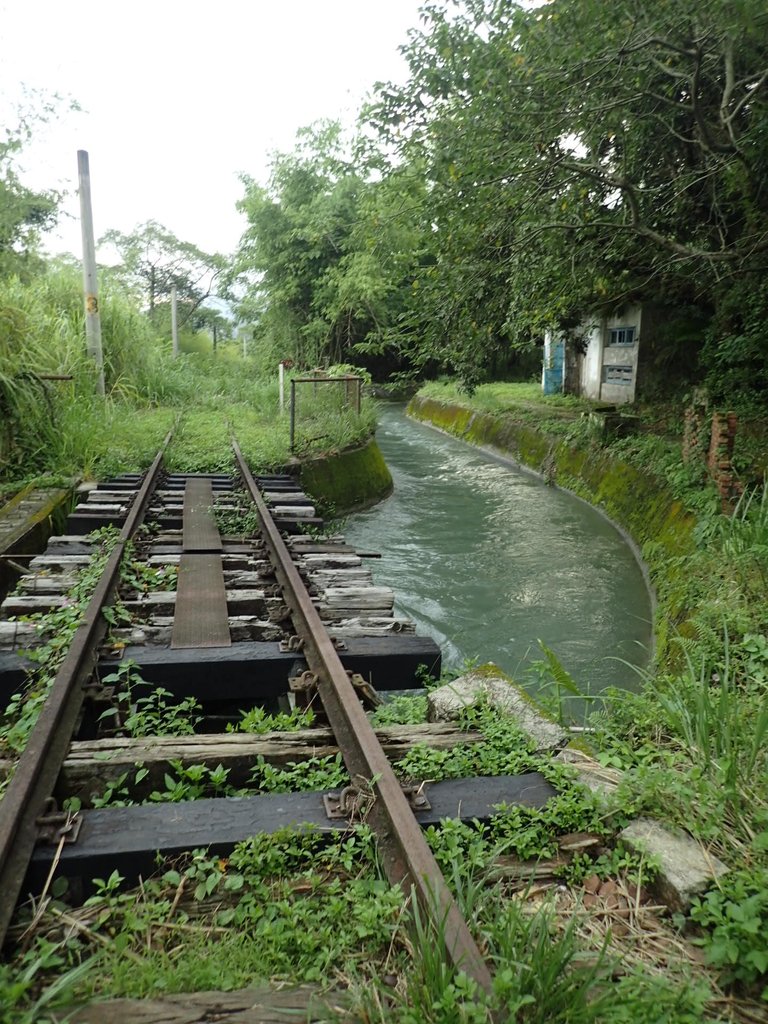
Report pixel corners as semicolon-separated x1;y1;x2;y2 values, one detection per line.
620;817;728;912
427;665;568;752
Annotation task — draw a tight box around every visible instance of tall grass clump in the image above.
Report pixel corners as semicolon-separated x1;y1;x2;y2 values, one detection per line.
1;266;382;487
0;266;185;482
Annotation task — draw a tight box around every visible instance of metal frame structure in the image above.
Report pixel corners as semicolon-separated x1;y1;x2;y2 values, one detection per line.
289;374;363;453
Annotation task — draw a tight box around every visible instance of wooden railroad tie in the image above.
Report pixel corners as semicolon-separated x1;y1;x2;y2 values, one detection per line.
28;773;557;893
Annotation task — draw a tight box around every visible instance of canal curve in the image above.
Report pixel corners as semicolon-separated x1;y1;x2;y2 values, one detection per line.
343;404;652;704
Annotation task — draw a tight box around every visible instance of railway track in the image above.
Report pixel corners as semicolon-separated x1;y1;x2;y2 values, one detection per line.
0;442;556;1008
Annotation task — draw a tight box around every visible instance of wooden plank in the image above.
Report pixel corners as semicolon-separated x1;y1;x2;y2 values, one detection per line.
107;617;284;647
28;774;556;889
63;985;349;1024
0;621;38;650
65;512;126;534
148;543;255;556
182;479;221;553
171;554;231;649
58;724;484;804
106;617;285;647
123;589;278;617
0;485;72;555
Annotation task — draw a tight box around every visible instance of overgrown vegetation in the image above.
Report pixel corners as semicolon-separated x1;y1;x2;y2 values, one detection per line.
0;527;121;797
0;264;377;495
409;382;768;1014
4;695;735;1022
3;6;768;1017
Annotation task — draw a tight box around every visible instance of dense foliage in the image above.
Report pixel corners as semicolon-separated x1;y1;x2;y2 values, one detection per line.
0;96;62;281
230;0;768;396
233;121;426;377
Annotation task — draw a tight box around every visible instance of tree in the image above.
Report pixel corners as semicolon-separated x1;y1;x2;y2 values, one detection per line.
100;220;226;328
367;0;768;393
233;120;425;375
0;96;64;280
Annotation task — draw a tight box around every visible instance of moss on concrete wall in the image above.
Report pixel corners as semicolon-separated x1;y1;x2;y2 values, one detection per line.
300;437;393;516
408;395;695;664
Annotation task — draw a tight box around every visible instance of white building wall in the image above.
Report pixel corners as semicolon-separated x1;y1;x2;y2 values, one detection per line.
579;306;642;404
600;305;642;403
579;322;603;399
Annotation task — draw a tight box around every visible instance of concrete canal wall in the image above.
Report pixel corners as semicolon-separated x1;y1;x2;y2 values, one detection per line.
299;436;393;515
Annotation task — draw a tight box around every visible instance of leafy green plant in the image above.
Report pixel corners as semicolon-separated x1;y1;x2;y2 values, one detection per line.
99;662;202;738
370;692;427;726
148;761;233;803
652;635;768;811
227;704;316;734
557;842;659;887
0;940;94;1024
249;753;348;793
526;640;593;725
690;866;768;998
0;528;121;790
486;894;615;1023
213;498;261;538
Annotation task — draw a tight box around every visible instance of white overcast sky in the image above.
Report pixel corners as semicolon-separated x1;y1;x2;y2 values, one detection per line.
0;0;424;260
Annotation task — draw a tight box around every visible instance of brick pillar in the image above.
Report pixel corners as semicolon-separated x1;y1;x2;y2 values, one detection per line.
707;411;741;511
682;388;709;467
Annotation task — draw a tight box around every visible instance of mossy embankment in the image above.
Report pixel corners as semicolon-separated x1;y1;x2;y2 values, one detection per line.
408;395;695;664
0;483;73;600
299;435;393;515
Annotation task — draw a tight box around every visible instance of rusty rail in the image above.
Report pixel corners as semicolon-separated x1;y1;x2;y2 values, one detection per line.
232;442;493;993
0;438;170;946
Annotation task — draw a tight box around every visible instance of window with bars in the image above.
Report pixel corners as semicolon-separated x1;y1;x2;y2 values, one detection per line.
608;326;636;346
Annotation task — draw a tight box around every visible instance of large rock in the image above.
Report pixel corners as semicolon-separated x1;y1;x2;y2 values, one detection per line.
620;817;728;912
427;666;568;752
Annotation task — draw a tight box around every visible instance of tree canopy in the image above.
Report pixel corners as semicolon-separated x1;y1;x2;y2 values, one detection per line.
367;0;768;390
232;120;425;375
0;98;63;280
100;220;226;329
233;0;767;396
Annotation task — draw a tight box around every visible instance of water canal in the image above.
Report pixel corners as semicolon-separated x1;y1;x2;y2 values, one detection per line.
344;404;652;705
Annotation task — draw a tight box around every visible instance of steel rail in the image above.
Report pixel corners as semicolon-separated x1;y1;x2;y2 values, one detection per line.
0;438;170;946
233;442;494;994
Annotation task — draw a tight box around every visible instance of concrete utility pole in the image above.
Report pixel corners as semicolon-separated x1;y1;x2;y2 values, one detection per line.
77;150;105;396
171;286;179;357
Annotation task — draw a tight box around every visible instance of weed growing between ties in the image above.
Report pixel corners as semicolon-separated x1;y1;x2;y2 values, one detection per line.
3;697;741;1020
6;799;728;1024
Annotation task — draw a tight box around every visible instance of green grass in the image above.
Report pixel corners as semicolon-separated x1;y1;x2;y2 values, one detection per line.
0;266;378;490
418;378;591;419
6;363;768;1015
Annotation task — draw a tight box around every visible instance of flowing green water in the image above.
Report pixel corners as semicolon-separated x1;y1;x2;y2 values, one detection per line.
344;404;652;702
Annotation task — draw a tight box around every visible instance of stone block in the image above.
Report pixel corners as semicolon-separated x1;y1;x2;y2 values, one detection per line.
427;666;568;752
620;817;728;913
555;747;622;796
